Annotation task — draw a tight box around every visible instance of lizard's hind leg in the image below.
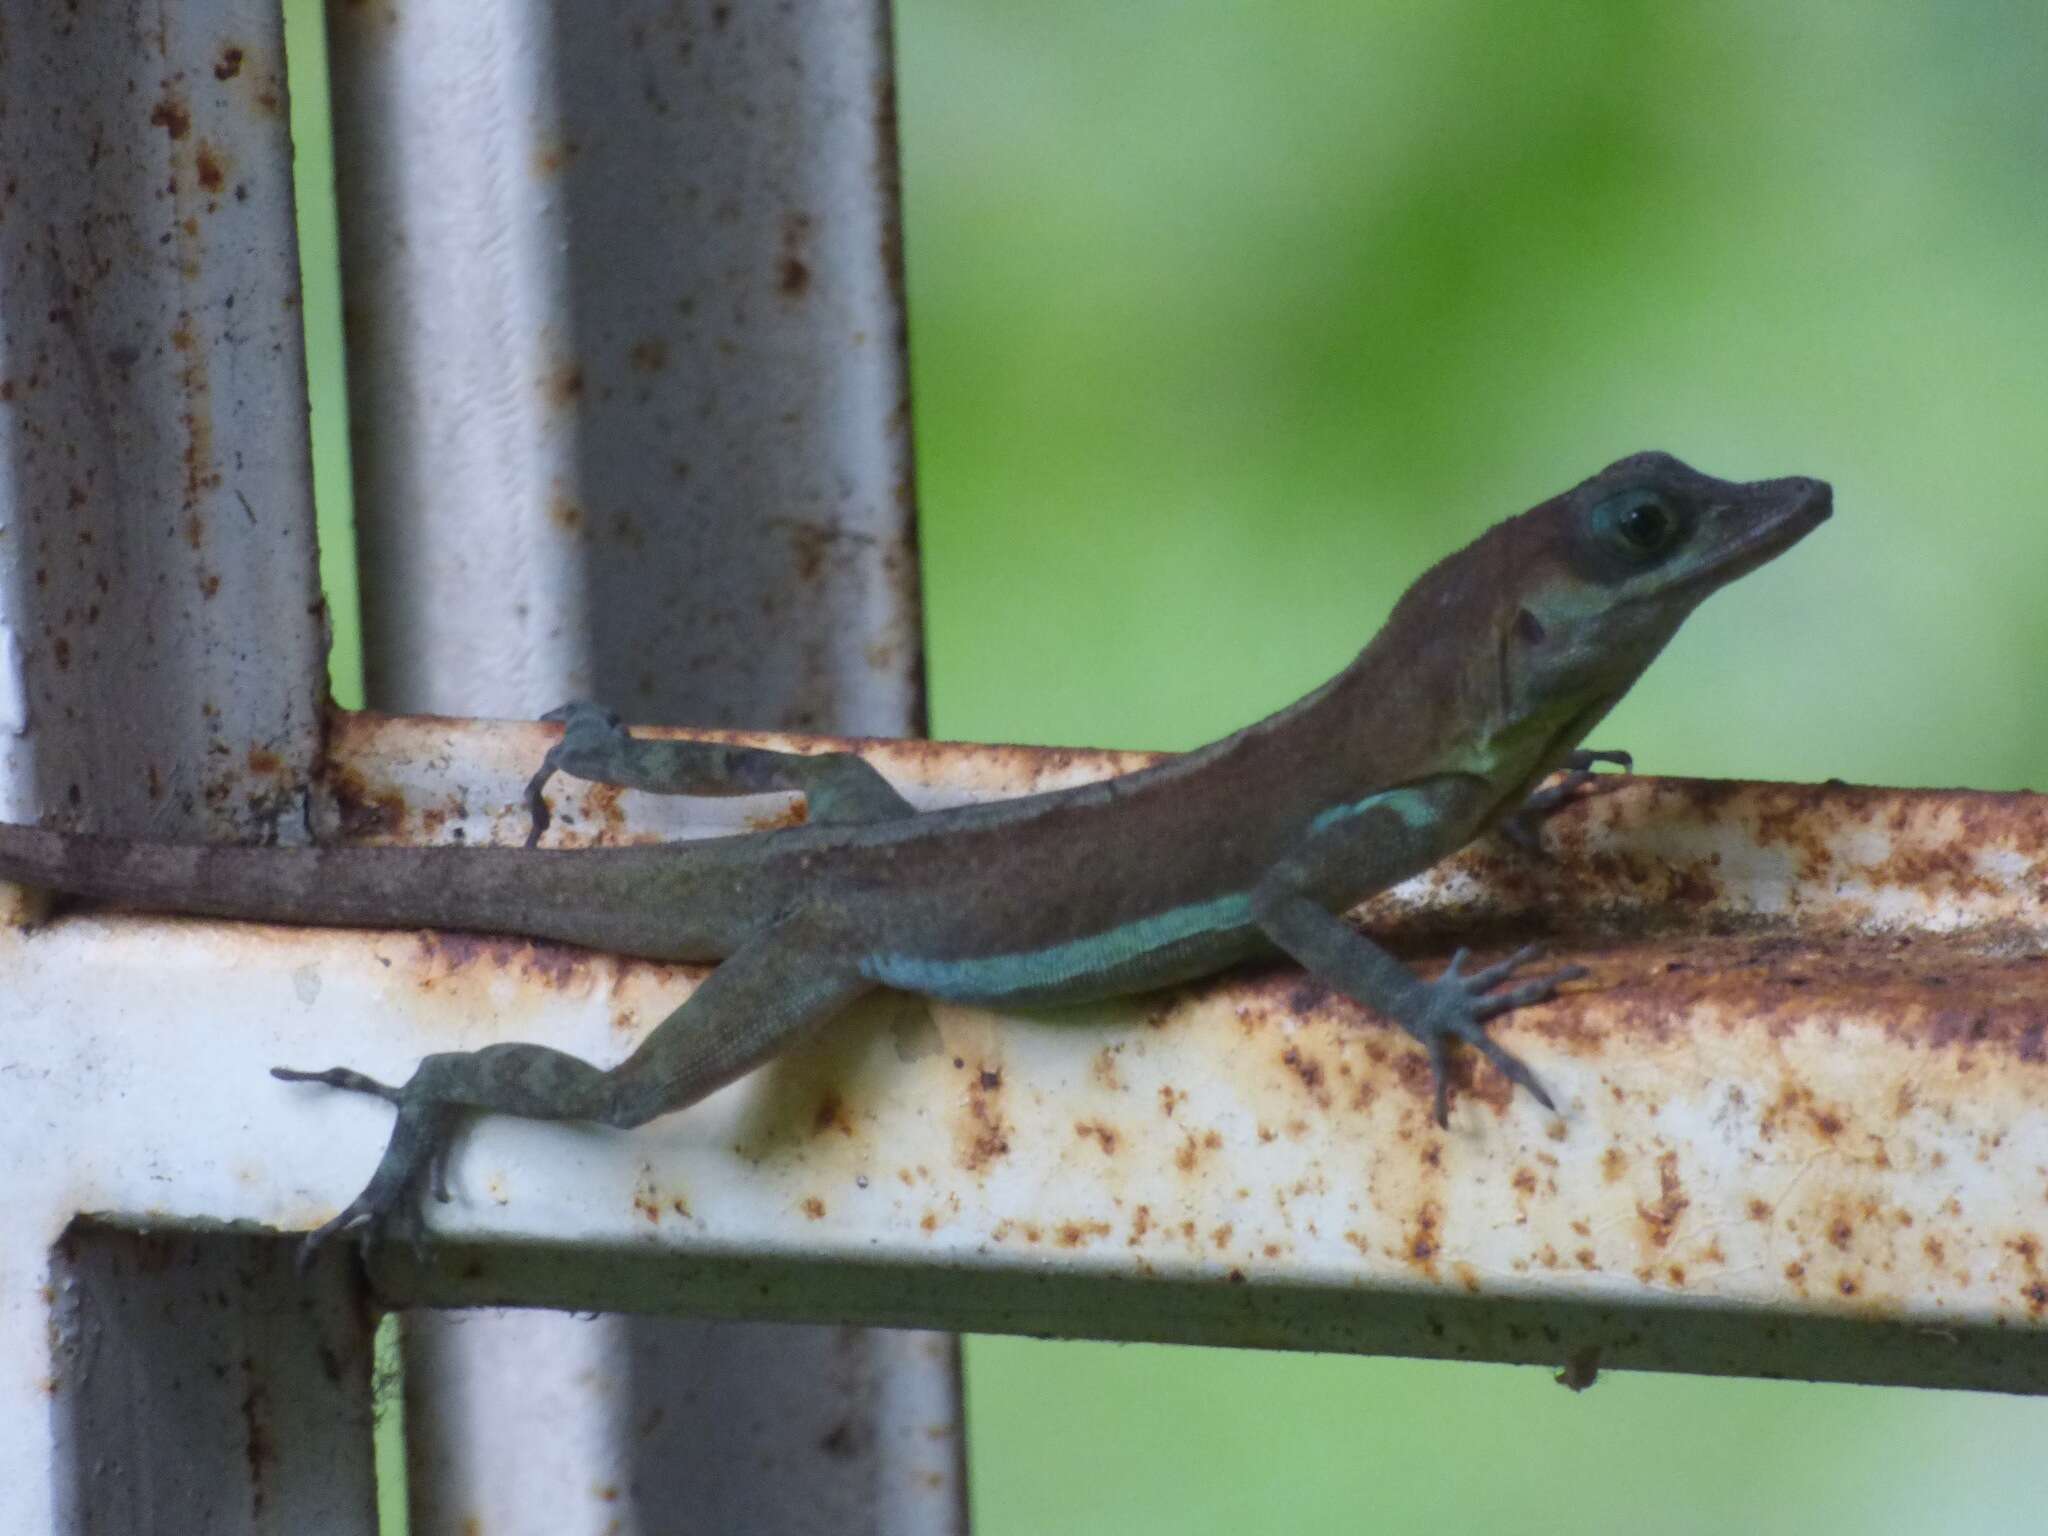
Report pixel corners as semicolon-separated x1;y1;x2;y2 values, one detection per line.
525;700;915;845
275;907;872;1268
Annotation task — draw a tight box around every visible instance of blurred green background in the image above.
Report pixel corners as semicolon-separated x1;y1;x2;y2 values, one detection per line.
283;1;2048;1531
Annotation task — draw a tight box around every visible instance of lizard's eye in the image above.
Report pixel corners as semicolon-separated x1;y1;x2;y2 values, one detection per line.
1595;492;1683;560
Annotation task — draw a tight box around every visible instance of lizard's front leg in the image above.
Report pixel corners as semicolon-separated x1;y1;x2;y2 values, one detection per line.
274;907;870;1267
1250;775;1580;1125
1500;748;1632;852
525;700;915;846
1253;892;1576;1126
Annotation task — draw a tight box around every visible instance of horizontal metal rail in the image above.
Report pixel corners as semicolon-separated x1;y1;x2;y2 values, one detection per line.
7;712;2047;1395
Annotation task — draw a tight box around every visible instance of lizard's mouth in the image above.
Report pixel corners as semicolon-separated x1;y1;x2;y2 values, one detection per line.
1685;475;1832;591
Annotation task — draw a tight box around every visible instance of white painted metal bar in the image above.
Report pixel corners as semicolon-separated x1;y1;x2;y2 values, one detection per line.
322;3;953;1530
0;5;369;1532
327;721;2048;1394
7;719;2048;1401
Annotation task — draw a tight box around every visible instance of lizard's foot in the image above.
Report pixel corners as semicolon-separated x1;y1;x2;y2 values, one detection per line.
1501;749;1632;853
272;1062;461;1273
526;701;627;848
1406;944;1582;1127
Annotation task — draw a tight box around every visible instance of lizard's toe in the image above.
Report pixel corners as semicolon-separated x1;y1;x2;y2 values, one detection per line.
272;1064;404;1104
1413;946;1580;1123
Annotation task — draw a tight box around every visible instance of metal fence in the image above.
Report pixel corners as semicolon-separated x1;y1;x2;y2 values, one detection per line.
4;2;2045;1532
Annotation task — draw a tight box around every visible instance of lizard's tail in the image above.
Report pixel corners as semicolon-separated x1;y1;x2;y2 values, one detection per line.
0;823;682;952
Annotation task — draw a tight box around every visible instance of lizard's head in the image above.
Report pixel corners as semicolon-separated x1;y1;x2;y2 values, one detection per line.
1507;450;1831;708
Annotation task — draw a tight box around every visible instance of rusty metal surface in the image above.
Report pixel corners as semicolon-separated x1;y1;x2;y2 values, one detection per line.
7;715;2045;1403
0;2;325;838
48;1225;380;1535
326;0;921;730
365;735;2048;1390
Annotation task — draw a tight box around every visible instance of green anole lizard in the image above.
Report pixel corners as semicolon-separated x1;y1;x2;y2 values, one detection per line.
0;451;1828;1263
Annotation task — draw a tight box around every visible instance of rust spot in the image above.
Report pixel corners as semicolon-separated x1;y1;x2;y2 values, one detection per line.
812;1090;854;1138
1635;1151;1689;1248
196;141;226;194
1211;1223;1234;1249
778;211;814;297
239;1357;276;1505
628;336;670;373
1127;1205;1152;1245
545;363;584;408
1404;1202;1442;1278
1280;1044;1328;1106
957;1061;1010;1171
407;930;597;990
532;138;580;178
801;1197;826;1220
1601;1146;1628;1182
1555;1346;1601;1392
328;768;407;838
215;45;245;80
1747;1198;1773;1221
151;94;192;140
1073;1119;1118;1155
1091;1046;1124;1091
1056;1220;1110;1248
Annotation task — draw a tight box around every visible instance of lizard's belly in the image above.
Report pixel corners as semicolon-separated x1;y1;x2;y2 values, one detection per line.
860;892;1264;1009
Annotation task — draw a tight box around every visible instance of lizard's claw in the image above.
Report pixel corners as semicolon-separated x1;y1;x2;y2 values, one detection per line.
1410;945;1581;1127
1501;749;1633;853
272;1063;454;1273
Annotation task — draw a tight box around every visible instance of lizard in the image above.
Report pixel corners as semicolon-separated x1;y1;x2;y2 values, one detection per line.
0;450;1829;1263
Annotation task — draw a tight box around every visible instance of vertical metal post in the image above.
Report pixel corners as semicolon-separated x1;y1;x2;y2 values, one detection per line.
0;4;376;1530
325;3;964;1530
